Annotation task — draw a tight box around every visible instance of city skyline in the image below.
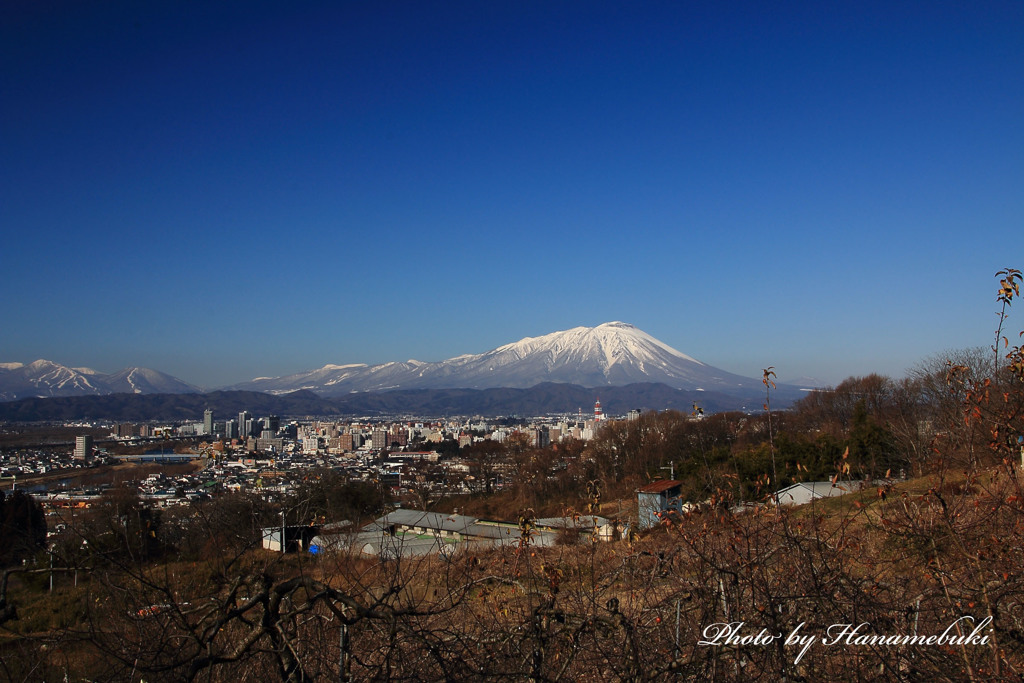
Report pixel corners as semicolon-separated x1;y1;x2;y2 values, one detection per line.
3;2;1022;388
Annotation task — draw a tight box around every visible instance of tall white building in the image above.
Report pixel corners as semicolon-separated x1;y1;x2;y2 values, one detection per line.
74;435;93;460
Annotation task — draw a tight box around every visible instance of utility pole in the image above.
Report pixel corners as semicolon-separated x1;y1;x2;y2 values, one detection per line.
339;622;350;681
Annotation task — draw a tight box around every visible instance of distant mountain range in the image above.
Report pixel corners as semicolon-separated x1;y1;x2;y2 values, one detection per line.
0;383;778;422
0;360;199;402
226;322;767;396
1;323;814;416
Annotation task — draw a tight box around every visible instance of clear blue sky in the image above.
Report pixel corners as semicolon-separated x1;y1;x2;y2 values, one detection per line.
2;1;1022;389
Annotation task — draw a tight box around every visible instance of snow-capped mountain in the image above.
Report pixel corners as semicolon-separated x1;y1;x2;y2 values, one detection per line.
100;367;201;395
0;360;200;401
228;322;762;396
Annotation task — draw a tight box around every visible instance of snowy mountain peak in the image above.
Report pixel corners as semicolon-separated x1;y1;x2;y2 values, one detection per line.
227;322;756;396
0;360;199;401
102;367;200;395
494;322;703;369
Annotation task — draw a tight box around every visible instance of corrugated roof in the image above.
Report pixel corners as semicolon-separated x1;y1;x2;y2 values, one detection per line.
773;481;851;505
464;523;518;540
637;480;683;494
376;510;479;533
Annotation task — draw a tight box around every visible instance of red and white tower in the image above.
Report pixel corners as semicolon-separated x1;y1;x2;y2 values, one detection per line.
594;398;604;422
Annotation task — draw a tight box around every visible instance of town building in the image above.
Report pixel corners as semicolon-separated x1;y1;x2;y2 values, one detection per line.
636;479;683;529
74;435;93;461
